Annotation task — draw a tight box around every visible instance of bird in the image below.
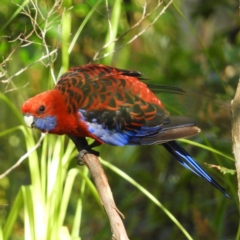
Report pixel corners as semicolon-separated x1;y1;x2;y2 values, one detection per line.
21;64;228;197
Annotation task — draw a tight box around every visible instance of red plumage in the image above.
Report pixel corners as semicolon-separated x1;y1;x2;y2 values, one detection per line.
21;63;228;196
22;64;171;141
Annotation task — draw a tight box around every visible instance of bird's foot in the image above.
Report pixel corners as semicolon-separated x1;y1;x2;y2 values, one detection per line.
68;136;101;165
77;148;100;166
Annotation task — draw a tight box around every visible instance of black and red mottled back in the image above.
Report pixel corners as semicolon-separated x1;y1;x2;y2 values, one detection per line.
54;64;169;130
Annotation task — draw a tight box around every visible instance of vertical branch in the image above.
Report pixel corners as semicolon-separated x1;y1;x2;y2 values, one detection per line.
231;80;240;202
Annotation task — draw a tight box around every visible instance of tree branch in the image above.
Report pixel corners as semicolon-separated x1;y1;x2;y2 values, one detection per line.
68;135;129;240
231;80;240;202
83;153;129;240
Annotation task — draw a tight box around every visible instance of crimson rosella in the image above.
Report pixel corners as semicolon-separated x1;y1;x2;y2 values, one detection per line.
22;64;228;197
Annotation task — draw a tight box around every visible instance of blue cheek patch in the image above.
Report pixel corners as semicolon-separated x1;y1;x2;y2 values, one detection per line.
34;116;57;131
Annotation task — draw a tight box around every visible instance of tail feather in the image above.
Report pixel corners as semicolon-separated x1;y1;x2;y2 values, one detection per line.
162;141;229;198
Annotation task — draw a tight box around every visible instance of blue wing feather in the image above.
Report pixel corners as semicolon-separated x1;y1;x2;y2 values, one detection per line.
78;109;162;146
78;109;229;197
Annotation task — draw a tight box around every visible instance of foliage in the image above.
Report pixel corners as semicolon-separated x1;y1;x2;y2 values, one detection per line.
0;0;238;239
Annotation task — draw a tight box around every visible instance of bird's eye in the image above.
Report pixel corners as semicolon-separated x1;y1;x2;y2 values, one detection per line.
38;105;45;113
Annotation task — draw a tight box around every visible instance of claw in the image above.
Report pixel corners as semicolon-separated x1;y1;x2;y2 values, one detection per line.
77;149;88;165
67;135;101;165
76;148;100;166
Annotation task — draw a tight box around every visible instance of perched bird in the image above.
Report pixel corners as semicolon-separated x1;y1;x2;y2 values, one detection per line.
22;64;228;197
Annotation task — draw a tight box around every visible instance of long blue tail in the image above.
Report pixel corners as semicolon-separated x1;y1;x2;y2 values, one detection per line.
163;141;229;198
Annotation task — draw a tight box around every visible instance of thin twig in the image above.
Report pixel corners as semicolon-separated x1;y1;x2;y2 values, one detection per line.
0;133;46;179
93;0;173;61
4;82;29;93
1;49;58;84
1;0;61;88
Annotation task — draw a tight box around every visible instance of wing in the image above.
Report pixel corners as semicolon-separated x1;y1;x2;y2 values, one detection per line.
55;64;168;123
54;64;197;145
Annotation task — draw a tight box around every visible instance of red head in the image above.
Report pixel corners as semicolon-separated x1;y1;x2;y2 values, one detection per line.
22;90;80;135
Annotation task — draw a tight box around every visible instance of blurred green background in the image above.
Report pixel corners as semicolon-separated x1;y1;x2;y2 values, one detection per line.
0;0;238;239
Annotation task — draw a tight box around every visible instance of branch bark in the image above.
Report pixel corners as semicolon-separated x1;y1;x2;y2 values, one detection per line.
83;153;129;240
231;80;240;203
68;135;129;240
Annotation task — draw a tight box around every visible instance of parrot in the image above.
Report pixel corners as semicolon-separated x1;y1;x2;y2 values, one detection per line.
21;64;228;197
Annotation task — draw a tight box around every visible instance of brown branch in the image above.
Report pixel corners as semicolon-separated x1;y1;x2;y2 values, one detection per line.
231;80;240;202
83;153;129;240
68;135;129;240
